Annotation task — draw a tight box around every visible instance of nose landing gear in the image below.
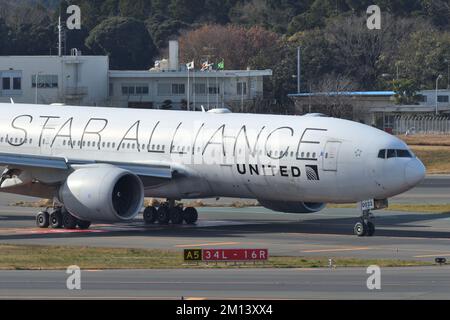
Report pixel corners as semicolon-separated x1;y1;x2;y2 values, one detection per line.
354;210;375;237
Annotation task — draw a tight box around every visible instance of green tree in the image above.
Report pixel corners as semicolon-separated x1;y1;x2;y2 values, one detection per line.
397;29;450;89
146;14;188;49
119;0;153;20
393;79;420;105
0;18;10;55
85;17;157;70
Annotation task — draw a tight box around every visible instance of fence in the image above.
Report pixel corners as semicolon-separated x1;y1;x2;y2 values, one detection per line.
393;115;450;135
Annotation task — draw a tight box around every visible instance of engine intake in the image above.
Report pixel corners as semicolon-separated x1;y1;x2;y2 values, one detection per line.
258;200;326;214
59;165;144;222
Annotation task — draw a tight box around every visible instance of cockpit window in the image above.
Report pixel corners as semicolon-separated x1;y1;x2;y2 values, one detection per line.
397;150;413;158
387;149;397;159
378;149;413;159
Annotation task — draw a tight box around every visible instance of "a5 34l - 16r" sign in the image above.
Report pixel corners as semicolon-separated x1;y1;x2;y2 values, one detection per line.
184;249;269;262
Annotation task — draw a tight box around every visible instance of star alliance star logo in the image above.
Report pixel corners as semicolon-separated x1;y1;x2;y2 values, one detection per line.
355;149;362;158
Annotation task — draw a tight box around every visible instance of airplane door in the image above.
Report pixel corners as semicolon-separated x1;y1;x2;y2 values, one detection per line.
322;141;341;171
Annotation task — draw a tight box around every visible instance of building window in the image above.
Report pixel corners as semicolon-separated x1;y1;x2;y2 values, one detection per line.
32;75;58;88
172;83;185;95
417;95;427;103
2;78;10;90
237;82;247;95
122;85;135;95
209;86;220;94
136;85;149;95
437;95;449;103
194;83;206;95
157;83;171;96
109;83;114;97
13;78;21;90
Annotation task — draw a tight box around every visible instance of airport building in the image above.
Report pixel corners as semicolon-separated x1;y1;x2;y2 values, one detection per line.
0;41;272;110
289;90;450;132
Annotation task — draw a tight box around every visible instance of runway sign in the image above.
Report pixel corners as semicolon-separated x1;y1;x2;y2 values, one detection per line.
184;249;269;262
184;249;202;261
202;249;269;262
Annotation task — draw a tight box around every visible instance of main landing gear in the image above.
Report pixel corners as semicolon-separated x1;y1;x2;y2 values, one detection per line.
36;207;91;230
143;201;198;225
354;210;375;237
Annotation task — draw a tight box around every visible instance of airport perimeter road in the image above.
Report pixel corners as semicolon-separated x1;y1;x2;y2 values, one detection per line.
0;267;449;300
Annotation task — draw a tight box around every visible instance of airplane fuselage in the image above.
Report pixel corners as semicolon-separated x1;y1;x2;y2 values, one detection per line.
0;103;425;204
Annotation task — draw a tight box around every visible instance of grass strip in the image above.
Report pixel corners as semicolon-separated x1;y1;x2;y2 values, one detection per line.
0;244;434;270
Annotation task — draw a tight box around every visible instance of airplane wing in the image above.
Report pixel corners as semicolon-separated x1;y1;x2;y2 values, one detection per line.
0;152;174;182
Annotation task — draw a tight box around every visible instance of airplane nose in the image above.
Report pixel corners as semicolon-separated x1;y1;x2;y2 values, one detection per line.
404;159;426;187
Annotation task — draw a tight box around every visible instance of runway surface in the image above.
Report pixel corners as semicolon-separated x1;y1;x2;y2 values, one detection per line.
0;267;449;299
0;176;449;262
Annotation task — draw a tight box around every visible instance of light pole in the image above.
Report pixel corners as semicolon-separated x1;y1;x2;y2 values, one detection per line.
35;72;43;104
297;46;301;94
445;58;450;89
436;74;443;115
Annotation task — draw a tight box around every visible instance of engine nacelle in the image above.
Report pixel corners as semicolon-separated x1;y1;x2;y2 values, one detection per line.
258;200;326;214
59;165;144;223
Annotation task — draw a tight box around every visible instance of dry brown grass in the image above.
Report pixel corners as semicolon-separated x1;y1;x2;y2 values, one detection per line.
410;145;450;174
399;134;450;146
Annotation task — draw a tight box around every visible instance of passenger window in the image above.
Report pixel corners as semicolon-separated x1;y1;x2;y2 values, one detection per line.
378;150;386;159
387;149;396;158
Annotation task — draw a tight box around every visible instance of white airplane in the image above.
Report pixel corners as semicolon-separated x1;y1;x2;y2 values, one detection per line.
0;103;425;237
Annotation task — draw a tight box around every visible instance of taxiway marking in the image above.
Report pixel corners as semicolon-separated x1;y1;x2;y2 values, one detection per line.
175;242;240;248
413;253;450;258
301;247;371;253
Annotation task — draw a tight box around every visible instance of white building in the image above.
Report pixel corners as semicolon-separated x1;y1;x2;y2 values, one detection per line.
0;41;272;110
108;69;272;110
0;53;109;106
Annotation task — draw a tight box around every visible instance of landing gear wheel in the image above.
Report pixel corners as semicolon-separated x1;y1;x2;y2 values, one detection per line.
183;207;198;225
354;221;367;237
77;220;92;230
49;209;63;229
366;221;375;237
143;206;158;225
36;211;49;228
157;205;170;224
170;207;184;225
62;208;78;230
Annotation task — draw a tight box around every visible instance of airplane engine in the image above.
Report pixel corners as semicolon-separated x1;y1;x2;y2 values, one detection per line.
258;200;326;214
59;165;144;223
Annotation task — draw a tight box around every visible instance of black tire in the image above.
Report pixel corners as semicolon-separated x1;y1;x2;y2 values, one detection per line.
183;207;198;225
143;206;158;225
157;206;170;224
367;221;375;237
36;212;50;228
170;207;184;225
62;208;78;230
77;220;92;230
49;209;63;229
354;221;366;237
